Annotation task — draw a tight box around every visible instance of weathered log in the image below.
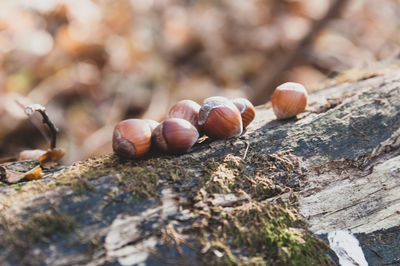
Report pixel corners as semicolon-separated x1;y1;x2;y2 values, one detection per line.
1;62;400;265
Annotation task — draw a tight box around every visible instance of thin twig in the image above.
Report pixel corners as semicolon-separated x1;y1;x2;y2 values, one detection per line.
251;0;350;105
24;104;59;149
242;141;250;160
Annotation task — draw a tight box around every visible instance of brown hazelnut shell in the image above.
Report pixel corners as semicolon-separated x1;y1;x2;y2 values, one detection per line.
271;82;308;120
153;118;199;154
167;99;201;130
198;96;242;139
143;119;160;132
112;119;152;158
231;98;256;128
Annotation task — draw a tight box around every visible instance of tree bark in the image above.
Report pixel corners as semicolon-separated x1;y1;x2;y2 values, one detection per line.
1;62;400;265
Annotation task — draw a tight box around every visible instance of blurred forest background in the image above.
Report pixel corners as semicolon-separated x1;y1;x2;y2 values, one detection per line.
0;0;399;163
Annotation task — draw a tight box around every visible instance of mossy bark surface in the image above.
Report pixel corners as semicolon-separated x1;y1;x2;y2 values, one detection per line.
1;62;400;265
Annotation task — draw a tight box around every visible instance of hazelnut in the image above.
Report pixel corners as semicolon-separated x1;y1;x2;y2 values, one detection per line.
152;118;199;154
112;119;152;158
271;82;308;120
198;96;242;139
167;99;201;130
143;119;160;132
231;98;256;129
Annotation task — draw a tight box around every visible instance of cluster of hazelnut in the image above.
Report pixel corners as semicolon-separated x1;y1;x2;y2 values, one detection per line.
112;96;255;158
112;82;307;159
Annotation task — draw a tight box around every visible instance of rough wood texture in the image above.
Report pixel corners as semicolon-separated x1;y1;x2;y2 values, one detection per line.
1;63;400;265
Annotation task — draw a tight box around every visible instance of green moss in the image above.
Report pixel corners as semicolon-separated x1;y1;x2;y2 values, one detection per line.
54;154;188;199
197;201;333;265
0;150;333;265
0;211;75;257
23;212;75;242
160;162;188;182
203;154;246;194
202;152;300;201
117;167;159;198
194;152;334;265
10;183;25;190
70;178;96;193
55;155;117;183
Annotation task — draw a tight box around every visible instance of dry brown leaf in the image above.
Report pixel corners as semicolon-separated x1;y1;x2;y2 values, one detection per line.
0;167;24;183
18;149;47;161
18;148;65;168
1;165;44;183
39;148;65;168
24;165;45;180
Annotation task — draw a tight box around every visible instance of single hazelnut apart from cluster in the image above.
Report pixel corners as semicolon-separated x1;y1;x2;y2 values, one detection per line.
231;98;256;129
152;118;199;154
271;82;308;120
167;99;201;130
113;119;152;158
198;96;242;139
